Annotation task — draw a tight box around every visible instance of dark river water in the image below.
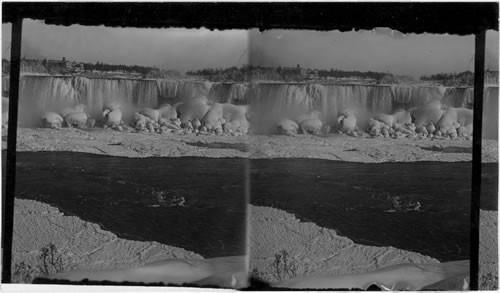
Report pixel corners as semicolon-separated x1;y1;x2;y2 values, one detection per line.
251;159;498;262
3;151;497;262
6;152;248;258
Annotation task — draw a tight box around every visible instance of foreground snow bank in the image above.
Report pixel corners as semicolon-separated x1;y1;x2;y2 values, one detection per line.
12;199;202;283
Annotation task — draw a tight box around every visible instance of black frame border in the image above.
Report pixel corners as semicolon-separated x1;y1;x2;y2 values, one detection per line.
1;2;498;290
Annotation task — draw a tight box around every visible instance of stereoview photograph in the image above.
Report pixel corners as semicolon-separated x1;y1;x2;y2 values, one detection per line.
1;7;498;291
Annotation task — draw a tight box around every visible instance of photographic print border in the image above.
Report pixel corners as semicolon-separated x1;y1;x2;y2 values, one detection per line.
1;2;498;290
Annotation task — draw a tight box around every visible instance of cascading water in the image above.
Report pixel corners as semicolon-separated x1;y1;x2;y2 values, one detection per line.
208;83;249;104
156;79;179;100
244;83;498;135
441;87;474;108
156;79;212;103
17;76;160;126
248;83;316;133
391;85;447;109
246;83;434;132
11;76;218;126
3;75;498;138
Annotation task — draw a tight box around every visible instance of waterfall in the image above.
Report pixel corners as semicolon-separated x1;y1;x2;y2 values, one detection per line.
155;80;249;104
14;76;216;126
156;79;179;100
247;83;313;133
208;83;249;104
17;76;160;126
247;83;395;132
244;82;498;134
176;81;212;101
4;75;498;137
156;79;212;102
391;85;446;108
441;87;474;108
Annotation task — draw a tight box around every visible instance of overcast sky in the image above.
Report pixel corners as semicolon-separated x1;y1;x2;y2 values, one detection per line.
250;29;499;77
2;19;498;78
2;19;249;72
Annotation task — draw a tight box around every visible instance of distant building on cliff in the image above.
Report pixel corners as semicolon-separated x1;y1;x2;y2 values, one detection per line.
280;65;307;79
71;61;84;71
42;58;84;73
